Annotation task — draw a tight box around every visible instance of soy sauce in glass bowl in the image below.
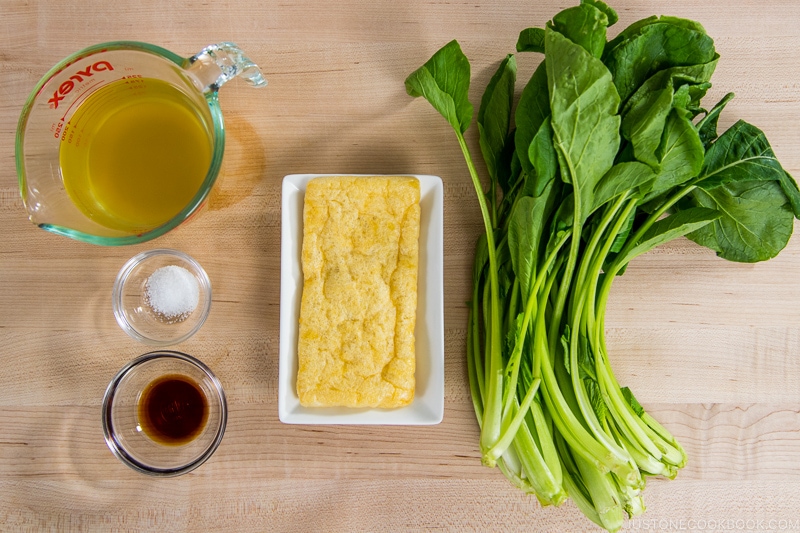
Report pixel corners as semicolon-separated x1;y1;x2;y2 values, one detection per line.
138;373;209;446
102;351;226;477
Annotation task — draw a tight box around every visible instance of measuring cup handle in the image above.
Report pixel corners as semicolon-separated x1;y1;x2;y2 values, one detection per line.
186;42;267;92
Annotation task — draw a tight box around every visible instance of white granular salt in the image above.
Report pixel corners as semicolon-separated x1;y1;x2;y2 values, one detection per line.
144;265;200;322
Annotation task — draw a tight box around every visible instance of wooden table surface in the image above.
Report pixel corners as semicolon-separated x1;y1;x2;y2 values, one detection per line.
2;1;800;531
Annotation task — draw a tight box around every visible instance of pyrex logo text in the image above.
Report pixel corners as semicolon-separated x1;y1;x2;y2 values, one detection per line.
48;61;114;109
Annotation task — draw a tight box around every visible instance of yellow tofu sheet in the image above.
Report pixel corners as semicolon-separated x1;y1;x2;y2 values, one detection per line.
296;176;420;408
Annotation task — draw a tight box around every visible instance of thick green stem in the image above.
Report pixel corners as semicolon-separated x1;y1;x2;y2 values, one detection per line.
501;230;571;420
512;404;567;506
567;195;638;470
471;281;485;409
585;186;698;477
506;277;520;336
456;133;504;463
485;379;541;464
596;184;699;351
574;456;624;532
548;220;581;358
466;297;484;425
577;196;669;463
534;260;636;482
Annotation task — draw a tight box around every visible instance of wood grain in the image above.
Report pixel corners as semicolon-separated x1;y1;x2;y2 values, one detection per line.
2;1;800;530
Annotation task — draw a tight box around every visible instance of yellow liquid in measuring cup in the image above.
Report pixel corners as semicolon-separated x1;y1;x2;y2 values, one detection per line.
59;78;213;232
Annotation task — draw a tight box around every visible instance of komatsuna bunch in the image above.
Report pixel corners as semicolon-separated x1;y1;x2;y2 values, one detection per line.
405;1;800;531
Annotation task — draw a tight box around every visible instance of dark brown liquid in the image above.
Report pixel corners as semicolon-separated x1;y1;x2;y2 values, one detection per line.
138;374;208;445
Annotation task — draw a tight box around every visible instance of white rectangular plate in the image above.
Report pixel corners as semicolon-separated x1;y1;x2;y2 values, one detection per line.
278;174;444;425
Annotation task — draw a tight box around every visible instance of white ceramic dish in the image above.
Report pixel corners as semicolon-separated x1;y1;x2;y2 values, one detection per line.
278;174;444;425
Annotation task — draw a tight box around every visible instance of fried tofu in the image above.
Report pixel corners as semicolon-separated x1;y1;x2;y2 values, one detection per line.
296;176;420;408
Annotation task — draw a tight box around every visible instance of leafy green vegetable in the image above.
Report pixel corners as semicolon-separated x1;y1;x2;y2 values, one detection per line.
551;3;609;58
478;55;516;190
592;162;655;213
528;118;557;196
582;0;618;26
603;17;716;103
644;107;705;200
405;40;473;134
616;207;720;266
546;27;620;221
697;120;789;190
621;59;718;168
406;2;798;530
517;28;545;53
515;63;550;179
696;91;734;147
683;180;793;262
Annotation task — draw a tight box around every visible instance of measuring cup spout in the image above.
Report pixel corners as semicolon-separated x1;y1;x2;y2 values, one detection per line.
186;42;267;92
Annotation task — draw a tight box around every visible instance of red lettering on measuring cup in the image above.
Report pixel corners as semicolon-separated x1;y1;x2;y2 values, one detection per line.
48;92;65;108
59;80;74;95
48;61;115;109
70;66;94;82
93;61;113;72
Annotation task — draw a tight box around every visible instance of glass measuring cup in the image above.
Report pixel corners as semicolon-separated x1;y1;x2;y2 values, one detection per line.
15;41;266;245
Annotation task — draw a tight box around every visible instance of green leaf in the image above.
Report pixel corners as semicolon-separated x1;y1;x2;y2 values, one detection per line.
696;92;735;147
684;180;794;262
584;377;608;423
504;313;524;364
581;0;618;26
609;207;636;254
495;131;518;197
698;120;800;219
517;28;545;53
515;62;550;177
779;170;800;219
576;332;597;382
621;59;718;168
623;87;673;169
528;116;558;196
620;387;645;417
472;233;489;284
546;27;620;221
603;18;716;104
405;40;473;134
508;180;559;297
672;81;712;115
604;15;657;52
643;107;705;201
617;207;721;265
683;83;713;118
551;3;609;58
698;120;787;189
496;240;513;300
560;325;571;375
478;54;517;186
508;199;538;300
592;162;655;214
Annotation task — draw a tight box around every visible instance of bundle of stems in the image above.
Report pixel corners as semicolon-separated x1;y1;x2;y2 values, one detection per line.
406;2;800;530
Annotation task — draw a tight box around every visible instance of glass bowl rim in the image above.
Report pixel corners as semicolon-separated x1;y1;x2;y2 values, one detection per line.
101;350;227;477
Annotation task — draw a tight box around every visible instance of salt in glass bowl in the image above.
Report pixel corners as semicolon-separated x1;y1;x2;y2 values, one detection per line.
102;350;227;477
113;249;212;346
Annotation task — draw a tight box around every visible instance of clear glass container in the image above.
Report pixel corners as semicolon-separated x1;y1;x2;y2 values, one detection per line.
16;41;266;245
113;249;212;346
102;350;227;476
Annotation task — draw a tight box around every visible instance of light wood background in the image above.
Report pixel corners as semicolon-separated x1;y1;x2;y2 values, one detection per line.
2;1;800;531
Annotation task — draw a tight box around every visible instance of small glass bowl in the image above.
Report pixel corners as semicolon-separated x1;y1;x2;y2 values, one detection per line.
113;249;212;346
102;351;227;477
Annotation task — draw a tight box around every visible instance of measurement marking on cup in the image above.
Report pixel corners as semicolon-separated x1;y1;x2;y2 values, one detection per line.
60;80;107;122
48;60;114;109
